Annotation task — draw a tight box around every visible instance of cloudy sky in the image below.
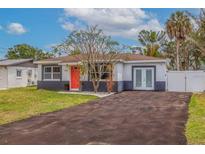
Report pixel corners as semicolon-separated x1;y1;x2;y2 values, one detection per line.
0;8;200;58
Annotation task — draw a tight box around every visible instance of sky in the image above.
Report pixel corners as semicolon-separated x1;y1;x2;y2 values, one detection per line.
0;8;200;58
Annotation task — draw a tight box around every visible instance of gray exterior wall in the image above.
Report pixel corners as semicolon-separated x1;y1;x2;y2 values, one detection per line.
123;81;133;90
155;81;166;91
81;81;119;92
37;80;166;92
38;81;68;90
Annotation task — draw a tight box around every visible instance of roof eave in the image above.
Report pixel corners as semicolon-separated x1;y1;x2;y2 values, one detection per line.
0;59;33;66
123;59;167;63
34;61;61;64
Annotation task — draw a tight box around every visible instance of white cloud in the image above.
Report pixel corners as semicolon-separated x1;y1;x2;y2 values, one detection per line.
60;8;163;40
45;43;59;50
61;22;76;31
7;22;27;35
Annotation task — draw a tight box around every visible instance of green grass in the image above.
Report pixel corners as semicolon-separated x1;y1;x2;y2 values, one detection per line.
186;93;205;144
0;87;97;125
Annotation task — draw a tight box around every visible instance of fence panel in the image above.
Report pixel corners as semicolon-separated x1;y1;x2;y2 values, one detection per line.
167;71;205;92
186;71;205;92
167;71;186;92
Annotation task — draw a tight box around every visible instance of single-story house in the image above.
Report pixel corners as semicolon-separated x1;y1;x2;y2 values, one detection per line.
35;53;167;92
0;59;38;89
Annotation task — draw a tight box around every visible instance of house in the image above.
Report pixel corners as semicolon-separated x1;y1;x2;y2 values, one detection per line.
35;54;167;92
0;59;38;89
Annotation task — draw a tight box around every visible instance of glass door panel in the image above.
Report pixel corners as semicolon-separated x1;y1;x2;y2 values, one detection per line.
135;69;142;88
146;69;152;88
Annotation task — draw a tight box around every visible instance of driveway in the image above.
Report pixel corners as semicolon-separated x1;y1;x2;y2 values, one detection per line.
0;91;192;145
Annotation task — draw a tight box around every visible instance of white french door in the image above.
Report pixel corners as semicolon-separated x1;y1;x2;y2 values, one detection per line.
133;67;154;90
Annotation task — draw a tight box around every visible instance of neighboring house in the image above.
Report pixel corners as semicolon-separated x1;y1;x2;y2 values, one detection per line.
0;59;38;89
35;54;167;92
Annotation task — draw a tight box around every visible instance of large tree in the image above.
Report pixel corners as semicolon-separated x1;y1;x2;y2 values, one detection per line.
6;44;52;60
138;30;166;57
166;11;192;70
56;26;121;92
163;40;205;70
187;9;205;55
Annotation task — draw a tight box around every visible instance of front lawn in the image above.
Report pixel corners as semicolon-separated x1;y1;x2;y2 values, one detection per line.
0;87;97;125
186;93;205;144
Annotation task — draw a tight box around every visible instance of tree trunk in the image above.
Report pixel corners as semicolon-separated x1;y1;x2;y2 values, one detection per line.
185;48;189;70
176;40;180;71
106;73;113;93
92;80;99;93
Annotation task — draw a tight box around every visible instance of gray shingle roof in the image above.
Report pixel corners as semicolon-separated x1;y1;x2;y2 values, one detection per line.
36;53;165;64
0;59;33;66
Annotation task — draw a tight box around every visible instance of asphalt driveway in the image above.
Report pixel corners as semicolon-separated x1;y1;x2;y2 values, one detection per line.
0;91;192;145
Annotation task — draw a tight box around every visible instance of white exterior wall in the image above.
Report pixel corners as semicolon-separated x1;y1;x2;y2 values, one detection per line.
47;62;166;82
80;73;88;81
123;62;167;81
7;66;37;88
37;64;42;81
62;65;70;81
0;66;8;89
113;62;124;81
77;63;123;81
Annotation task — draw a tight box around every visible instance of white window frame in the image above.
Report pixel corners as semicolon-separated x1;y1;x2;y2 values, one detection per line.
43;66;61;81
16;69;22;79
133;67;154;90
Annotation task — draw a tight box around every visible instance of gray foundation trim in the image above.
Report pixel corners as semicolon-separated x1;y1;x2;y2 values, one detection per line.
123;80;166;91
123;81;133;90
155;81;166;91
81;81;119;92
37;80;166;91
37;81;68;90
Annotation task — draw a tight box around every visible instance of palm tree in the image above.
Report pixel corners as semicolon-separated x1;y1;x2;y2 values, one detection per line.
166;11;192;70
138;30;166;57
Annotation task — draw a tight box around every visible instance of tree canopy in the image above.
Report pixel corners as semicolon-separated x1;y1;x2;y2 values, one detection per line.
166;11;192;70
6;44;53;60
56;25;121;92
138;30;166;57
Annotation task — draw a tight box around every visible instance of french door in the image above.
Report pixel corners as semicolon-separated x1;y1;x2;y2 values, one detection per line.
133;67;154;90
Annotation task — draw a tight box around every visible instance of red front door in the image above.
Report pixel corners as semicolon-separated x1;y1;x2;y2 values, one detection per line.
70;66;80;89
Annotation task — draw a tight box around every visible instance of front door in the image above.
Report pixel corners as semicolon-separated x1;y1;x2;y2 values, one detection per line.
70;66;80;90
133;67;154;90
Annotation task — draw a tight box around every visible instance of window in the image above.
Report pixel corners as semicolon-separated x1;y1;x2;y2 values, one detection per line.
90;64;112;80
53;66;61;79
27;70;32;77
16;69;22;78
44;66;61;80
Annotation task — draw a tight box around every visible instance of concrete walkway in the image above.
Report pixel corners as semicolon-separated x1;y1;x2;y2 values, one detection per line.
58;91;115;98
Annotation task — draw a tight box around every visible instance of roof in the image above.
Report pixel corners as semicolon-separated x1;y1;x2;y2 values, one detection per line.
0;59;33;66
35;53;166;64
120;53;164;61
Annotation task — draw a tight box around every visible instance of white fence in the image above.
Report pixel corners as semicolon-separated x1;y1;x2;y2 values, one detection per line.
167;71;205;92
